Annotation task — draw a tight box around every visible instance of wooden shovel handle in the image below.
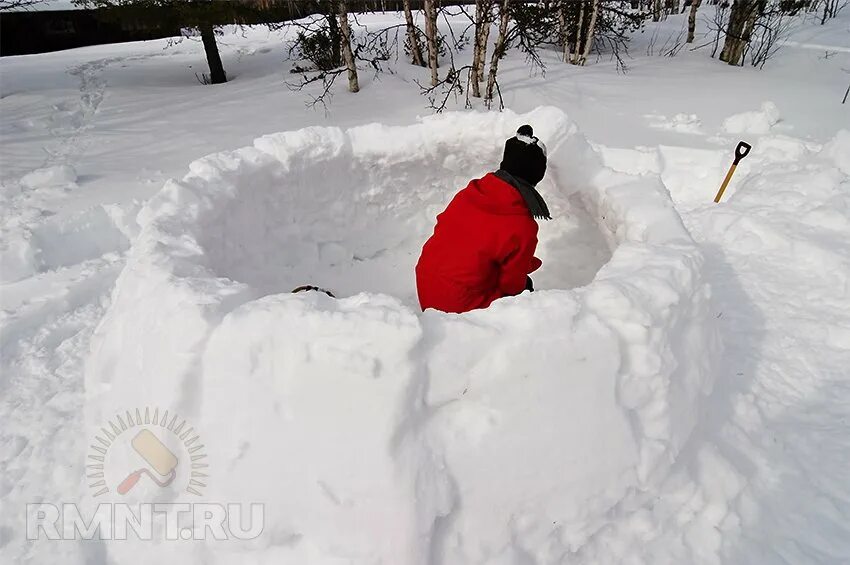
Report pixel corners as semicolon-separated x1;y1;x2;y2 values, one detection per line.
714;141;752;203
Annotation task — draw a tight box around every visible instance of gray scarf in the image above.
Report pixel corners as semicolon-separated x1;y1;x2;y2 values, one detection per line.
494;169;552;221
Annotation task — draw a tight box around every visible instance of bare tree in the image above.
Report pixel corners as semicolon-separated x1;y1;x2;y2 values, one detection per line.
485;0;510;107
747;2;792;68
198;23;227;84
423;0;643;110
471;11;485;96
820;0;847;23
578;0;600;65
572;0;585;63
402;0;426;66
0;0;47;9
665;0;680;17
337;0;359;92
687;0;703;43
471;0;494;97
73;0;241;84
568;0;603;65
712;0;812;68
555;1;643;68
477;1;492;82
423;0;440;86
719;0;761;66
558;4;569;62
708;0;729;58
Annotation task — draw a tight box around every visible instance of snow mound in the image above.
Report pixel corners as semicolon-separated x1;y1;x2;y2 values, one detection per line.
721;101;781;135
824;129;850;176
85;107;720;563
19;164;77;189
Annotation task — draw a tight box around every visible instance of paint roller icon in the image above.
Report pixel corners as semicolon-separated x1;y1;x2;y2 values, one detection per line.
117;429;178;495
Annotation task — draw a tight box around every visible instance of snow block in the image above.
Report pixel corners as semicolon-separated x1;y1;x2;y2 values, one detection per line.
85;107;720;563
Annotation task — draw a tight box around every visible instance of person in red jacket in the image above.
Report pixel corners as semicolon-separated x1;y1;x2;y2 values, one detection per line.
416;125;551;313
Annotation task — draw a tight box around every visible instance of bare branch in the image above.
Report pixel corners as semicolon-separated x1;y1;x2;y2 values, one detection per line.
0;0;48;10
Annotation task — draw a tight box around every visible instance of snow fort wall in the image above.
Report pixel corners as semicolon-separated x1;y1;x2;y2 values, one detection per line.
85;107;720;564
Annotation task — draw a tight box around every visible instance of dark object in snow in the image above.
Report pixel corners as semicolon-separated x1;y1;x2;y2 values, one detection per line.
291;285;335;298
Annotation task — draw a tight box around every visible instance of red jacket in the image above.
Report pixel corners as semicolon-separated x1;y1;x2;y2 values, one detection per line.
416;172;542;313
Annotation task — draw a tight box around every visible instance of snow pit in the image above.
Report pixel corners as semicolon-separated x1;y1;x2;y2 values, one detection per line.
86;107;720;564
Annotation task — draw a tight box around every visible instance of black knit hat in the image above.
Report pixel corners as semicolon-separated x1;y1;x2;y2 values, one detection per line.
499;125;547;187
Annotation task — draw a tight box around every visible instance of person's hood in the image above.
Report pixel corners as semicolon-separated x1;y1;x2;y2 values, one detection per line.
459;172;533;217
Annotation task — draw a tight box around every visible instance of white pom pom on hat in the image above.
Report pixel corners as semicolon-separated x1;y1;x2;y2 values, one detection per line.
513;124;547;157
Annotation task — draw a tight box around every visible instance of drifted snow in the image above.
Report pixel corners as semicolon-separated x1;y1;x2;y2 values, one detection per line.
85;107;720;563
19;164;78;189
720;101;781;135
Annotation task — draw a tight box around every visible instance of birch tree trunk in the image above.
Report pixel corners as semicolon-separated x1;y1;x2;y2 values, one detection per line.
478;5;491;82
402;0;426;66
471;0;484;97
485;0;510;106
719;0;756;65
337;0;360;93
471;0;484;98
738;1;761;64
687;0;702;43
471;0;491;97
578;0;599;66
423;0;439;86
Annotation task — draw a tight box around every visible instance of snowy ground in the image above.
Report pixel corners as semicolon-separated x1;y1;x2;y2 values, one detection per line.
1;7;849;565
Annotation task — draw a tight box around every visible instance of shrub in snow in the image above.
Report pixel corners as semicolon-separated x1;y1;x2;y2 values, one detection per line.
85;107;720;563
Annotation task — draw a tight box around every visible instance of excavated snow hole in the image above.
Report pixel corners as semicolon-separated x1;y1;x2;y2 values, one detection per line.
186;111;614;304
196;163;612;303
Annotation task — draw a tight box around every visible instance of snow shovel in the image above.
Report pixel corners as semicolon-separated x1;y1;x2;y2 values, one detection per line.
714;141;752;203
